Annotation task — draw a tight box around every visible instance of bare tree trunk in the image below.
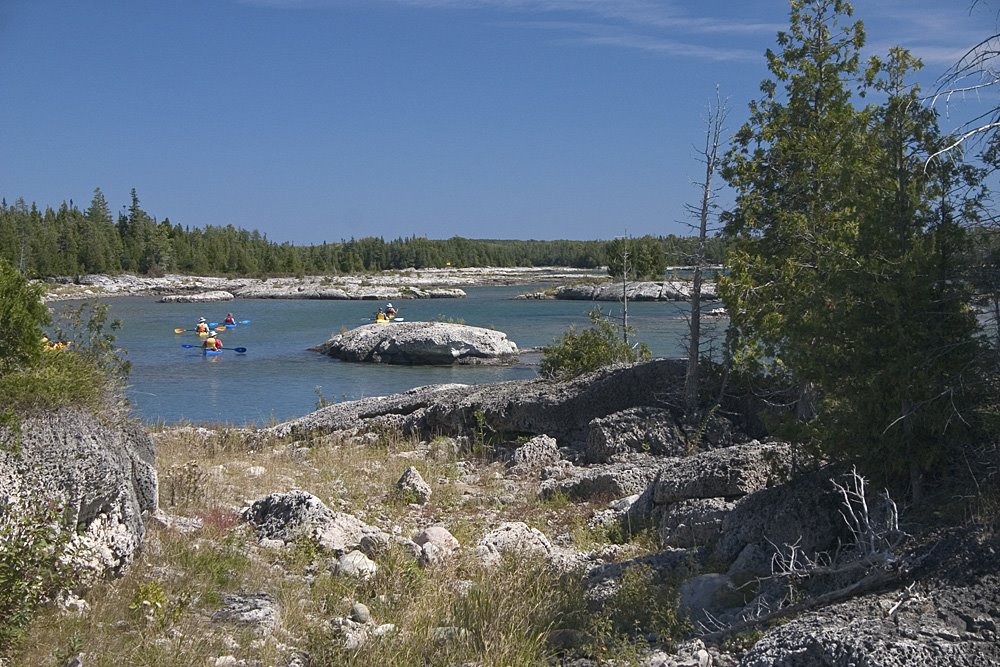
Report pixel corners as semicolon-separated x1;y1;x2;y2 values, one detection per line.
685;90;727;419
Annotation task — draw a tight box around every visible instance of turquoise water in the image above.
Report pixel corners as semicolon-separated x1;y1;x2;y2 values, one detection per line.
66;284;723;425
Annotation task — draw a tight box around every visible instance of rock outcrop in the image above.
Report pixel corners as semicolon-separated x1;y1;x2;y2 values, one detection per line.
312;321;519;366
554;280;719;302
158;290;234;303
0;408;158;578
266;359;696;449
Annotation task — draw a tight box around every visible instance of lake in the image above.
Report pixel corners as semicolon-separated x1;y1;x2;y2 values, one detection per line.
64;284;725;426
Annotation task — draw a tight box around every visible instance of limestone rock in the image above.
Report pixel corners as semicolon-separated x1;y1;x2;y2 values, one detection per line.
650;441;799;506
266;359;690;451
413;525;460;556
584;407;687;463
334;550;378;579
540;459;662;501
0;408;157;578
242;490;385;555
658;497;736;549
396;466;432;504
158;290;234;303
212;592;280;635
713;467;849;576
476;521;553;564
313;321;518;365
553;280;719;302
509;434;562;470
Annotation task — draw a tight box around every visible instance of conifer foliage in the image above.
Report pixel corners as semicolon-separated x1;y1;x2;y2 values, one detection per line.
720;0;987;488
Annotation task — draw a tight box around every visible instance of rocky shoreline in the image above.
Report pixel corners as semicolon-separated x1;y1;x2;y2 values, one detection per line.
38;267;719;304
5;359;998;665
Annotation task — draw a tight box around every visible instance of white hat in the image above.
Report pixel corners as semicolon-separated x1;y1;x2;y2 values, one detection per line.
199;317;206;322
386;303;393;308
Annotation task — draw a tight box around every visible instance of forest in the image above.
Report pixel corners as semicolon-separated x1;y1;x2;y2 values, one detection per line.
0;190;723;279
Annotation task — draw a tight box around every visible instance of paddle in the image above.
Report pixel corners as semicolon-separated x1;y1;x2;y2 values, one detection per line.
180;344;247;353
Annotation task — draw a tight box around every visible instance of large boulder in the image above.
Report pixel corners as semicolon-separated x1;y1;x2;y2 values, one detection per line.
0;408;158;577
313;321;519;365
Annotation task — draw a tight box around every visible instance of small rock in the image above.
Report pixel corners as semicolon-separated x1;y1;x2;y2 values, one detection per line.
335;550;378;580
396;466;432;504
351;602;371;624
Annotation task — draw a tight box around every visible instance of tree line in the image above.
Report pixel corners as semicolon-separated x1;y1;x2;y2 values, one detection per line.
0;189;724;279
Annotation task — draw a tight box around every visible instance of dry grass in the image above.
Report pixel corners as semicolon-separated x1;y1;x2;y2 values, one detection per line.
11;424;674;666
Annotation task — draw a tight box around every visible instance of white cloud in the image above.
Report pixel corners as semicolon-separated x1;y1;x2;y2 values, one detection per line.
235;0;990;67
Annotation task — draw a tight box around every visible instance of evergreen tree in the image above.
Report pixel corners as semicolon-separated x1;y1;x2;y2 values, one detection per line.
720;0;985;489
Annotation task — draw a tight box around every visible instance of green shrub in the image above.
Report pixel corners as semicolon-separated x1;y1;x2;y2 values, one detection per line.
540;309;651;380
0;499;79;656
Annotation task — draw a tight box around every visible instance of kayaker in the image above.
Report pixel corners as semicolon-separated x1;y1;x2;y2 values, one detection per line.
375;308;388;323
385;303;397;319
196;317;210;334
203;332;223;351
224;313;236;325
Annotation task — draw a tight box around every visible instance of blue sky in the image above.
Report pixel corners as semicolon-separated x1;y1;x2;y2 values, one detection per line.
0;0;994;244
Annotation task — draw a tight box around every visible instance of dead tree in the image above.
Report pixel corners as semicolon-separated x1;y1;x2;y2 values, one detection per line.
684;89;728;420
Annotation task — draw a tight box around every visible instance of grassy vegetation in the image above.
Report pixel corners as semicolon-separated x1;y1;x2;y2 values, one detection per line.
9;424;683;666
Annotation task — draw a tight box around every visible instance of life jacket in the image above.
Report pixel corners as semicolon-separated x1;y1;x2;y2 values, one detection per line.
196;323;209;333
203;336;218;349
224;316;235;325
376;313;387;322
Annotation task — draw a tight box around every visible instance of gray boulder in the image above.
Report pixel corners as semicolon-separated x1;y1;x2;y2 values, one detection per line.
540;459;662;501
396;466;432;504
584;407;687;463
0;408;157;578
334;550;378;579
313;321;518;365
659;498;736;549
713;468;849;577
509;434;562;470
476;521;554;564
212;592;280;635
243;490;386;555
651;441;799;506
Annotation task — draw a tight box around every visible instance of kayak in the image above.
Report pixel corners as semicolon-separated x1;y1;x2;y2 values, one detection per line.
203;348;223;356
224;323;237;328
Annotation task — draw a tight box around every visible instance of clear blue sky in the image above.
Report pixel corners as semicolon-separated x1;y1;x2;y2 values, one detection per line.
0;1;993;244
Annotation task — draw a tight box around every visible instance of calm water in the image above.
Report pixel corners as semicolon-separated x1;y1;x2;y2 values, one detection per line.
63;284;723;425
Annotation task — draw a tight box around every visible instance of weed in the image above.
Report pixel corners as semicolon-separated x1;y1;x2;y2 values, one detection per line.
129;580;188;630
162;460;209;508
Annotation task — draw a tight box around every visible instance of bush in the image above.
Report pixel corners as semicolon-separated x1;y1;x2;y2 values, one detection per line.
0;499;79;656
0;258;49;373
540;309;650;380
0;301;130;422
